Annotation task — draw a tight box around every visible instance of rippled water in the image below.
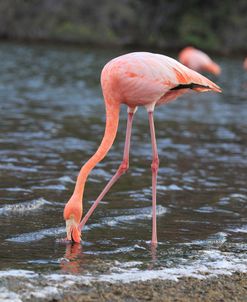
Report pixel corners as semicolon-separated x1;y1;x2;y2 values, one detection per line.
0;43;247;289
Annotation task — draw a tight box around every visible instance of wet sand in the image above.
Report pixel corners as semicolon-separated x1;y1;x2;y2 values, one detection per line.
1;272;246;302
61;273;247;302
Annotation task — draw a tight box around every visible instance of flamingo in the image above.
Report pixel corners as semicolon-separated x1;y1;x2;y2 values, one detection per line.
63;52;221;245
244;58;247;70
178;46;221;75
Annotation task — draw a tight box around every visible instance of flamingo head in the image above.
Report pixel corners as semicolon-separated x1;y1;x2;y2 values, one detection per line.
63;196;82;243
206;62;221;76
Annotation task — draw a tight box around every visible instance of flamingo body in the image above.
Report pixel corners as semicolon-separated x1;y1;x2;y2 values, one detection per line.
64;52;221;243
178;47;221;76
102;52;220;109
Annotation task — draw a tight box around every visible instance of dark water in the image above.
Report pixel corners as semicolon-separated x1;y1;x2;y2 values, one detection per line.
0;42;246;285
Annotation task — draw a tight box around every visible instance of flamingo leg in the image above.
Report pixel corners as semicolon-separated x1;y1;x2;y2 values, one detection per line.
148;111;159;246
79;109;135;230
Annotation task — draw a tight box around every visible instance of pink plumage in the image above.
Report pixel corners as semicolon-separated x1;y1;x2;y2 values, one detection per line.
101;52;221;110
178;47;221;76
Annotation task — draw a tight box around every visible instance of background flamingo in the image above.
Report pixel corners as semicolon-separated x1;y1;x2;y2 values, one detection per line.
63;52;221;245
244;58;247;70
179;46;221;75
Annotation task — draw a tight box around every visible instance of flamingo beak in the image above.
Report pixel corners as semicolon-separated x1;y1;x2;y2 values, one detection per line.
65;216;81;243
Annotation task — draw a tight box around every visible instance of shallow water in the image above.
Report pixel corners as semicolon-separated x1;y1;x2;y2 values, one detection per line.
0;43;247;290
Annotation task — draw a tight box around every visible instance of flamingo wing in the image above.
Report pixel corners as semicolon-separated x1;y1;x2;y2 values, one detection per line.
102;52;221;107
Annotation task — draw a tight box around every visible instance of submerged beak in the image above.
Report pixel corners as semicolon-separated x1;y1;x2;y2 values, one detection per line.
65;216;81;243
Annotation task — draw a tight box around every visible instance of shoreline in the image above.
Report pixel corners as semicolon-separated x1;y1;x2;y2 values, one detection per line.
0;38;246;57
58;273;247;302
1;272;246;301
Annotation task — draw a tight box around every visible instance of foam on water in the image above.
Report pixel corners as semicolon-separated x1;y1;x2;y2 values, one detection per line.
101;205;168;227
0;198;52;216
96;250;247;283
58;176;74;183
24;286;60;300
7;226;65;243
194;206;235;215
229;193;247;200
184;232;228;247
156;184;183;191
31;184;67;190
0;249;246;302
4;187;31;192
218;193;247;205
0;269;38;278
227;225;247;233
7;222;104;243
0;287;23;302
0;164;38;172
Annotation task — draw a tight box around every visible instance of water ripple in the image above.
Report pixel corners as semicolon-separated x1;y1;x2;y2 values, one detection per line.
227;225;247;233
7;227;65;243
0;198;53;216
6;205;168;243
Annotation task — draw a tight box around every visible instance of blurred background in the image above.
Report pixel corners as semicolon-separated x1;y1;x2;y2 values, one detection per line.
0;0;247;54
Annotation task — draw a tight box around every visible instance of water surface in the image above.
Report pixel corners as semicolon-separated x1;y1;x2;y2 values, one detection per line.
0;43;246;288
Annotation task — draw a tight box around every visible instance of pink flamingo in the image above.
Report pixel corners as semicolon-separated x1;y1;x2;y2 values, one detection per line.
178;46;221;75
244;58;247;70
63;52;221;245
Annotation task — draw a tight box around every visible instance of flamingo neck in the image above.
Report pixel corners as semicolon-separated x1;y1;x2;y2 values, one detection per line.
72;101;120;201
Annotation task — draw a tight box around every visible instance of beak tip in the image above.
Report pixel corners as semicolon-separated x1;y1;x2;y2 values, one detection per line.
71;227;81;243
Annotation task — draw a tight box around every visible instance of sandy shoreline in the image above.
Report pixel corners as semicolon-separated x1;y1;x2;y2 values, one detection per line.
60;273;247;302
1;272;246;302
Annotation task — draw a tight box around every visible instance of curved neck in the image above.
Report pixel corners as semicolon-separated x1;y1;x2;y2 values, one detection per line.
73;101;120;200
